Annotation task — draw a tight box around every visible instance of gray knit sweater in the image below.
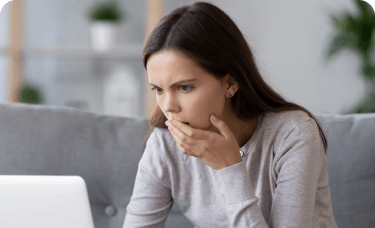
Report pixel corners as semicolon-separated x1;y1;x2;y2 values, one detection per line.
124;110;338;228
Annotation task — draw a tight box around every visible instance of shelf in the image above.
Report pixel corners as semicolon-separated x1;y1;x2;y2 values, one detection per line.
0;45;144;60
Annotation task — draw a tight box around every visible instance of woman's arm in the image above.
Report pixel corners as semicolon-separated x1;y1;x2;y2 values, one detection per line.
123;129;173;228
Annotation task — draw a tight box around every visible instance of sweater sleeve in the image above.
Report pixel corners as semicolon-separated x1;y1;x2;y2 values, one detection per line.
215;119;323;228
123;129;174;228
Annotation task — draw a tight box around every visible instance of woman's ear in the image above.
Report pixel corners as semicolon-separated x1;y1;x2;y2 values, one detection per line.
224;74;239;93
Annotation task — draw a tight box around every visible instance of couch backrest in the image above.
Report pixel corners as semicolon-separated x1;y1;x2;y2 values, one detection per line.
0;103;152;228
1;103;374;228
314;113;375;228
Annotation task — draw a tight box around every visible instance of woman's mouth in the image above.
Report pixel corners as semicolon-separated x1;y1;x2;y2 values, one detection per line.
183;122;189;125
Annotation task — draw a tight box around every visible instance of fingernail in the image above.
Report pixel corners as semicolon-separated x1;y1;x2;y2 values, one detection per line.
165;122;169;126
172;120;177;125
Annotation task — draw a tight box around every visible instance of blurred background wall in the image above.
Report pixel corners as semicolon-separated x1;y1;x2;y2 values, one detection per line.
0;0;373;117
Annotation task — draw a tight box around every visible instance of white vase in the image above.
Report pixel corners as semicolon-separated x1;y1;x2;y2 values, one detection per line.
90;21;119;52
103;65;140;118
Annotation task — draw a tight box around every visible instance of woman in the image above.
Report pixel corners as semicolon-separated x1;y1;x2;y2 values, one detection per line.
124;1;337;227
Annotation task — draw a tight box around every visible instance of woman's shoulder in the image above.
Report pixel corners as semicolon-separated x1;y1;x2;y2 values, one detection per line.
151;127;174;144
262;110;313;131
259;110;316;149
147;127;178;154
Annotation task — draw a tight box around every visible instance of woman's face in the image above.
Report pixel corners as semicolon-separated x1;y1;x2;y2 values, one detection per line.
147;50;231;133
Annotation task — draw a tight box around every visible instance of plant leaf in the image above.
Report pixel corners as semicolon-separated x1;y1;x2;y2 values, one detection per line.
325;33;356;62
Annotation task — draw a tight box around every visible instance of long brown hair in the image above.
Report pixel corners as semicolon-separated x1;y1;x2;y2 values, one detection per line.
141;1;327;155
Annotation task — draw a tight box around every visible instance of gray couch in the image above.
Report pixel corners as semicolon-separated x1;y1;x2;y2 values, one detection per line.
0;102;374;228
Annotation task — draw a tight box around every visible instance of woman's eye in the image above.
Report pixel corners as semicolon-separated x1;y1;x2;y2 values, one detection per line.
151;85;195;94
179;85;194;92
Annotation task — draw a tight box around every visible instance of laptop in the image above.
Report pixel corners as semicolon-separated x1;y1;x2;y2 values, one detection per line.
0;175;95;228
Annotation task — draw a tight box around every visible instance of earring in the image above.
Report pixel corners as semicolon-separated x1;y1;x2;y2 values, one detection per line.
229;93;232;97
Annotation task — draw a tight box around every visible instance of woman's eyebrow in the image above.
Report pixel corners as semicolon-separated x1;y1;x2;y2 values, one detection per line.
149;79;197;88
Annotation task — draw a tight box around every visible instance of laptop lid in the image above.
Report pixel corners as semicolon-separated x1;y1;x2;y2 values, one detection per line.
0;175;95;228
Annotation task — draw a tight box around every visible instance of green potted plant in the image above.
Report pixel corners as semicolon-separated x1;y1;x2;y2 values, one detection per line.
19;82;44;104
324;0;375;114
87;0;125;52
